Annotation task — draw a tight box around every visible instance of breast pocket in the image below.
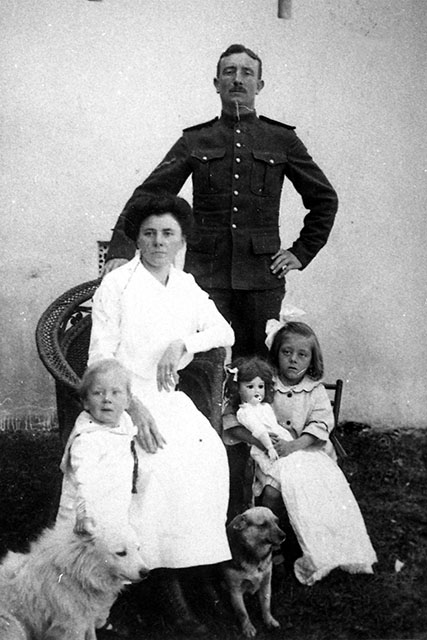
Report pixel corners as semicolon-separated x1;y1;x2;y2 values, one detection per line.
191;148;226;194
250;150;288;197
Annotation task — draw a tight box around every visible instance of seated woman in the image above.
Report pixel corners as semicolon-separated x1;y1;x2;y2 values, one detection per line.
88;193;234;636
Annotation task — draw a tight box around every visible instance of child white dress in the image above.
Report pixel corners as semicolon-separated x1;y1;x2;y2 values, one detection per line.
57;410;137;530
256;376;377;585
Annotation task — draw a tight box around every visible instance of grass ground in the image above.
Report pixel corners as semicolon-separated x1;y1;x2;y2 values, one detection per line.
0;423;426;640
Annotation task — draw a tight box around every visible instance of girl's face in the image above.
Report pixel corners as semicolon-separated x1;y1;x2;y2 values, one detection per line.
239;376;265;405
83;370;130;427
277;333;312;386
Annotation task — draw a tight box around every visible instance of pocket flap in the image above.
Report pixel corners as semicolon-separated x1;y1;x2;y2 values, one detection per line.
252;150;287;165
191;148;226;163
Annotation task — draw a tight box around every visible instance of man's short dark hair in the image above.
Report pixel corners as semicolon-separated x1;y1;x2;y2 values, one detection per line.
216;44;262;79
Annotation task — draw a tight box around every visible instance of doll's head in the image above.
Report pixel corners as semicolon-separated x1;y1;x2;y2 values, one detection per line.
269;321;324;385
79;359;132;427
225;356;275;411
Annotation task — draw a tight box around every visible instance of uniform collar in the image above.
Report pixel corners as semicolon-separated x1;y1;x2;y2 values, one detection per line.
274;375;322;394
220;109;258;128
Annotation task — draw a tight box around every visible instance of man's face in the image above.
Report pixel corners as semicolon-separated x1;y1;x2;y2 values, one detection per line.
214;52;264;114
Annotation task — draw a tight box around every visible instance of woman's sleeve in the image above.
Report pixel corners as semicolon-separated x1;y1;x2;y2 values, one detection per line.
88;276;122;366
302;384;335;441
183;281;235;354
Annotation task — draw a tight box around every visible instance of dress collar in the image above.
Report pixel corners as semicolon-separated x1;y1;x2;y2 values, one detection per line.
273;375;321;394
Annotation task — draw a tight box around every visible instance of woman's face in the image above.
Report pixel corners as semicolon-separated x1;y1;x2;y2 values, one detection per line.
137;213;184;272
277;333;312;386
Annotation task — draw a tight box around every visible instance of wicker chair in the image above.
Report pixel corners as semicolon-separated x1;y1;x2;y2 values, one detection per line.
36;279;226;446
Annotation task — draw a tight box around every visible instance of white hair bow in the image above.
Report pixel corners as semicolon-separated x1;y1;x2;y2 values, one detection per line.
264;304;306;350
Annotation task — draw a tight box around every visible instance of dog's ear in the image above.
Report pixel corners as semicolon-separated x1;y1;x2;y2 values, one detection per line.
232;514;247;531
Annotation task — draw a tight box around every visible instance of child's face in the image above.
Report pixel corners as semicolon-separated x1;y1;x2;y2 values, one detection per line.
83;370;130;427
277;334;312;385
239;376;266;405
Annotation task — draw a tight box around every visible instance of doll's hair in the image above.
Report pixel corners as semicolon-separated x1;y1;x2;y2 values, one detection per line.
268;321;324;380
79;359;132;400
225;356;275;411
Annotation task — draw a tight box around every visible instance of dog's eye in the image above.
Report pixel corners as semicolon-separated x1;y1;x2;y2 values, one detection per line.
116;550;127;557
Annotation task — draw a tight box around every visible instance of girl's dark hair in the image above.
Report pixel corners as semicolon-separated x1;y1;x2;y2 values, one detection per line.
269;321;324;380
79;359;132;401
122;193;194;241
224;356;275;412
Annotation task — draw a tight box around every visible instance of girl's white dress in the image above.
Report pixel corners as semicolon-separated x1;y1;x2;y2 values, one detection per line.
57;410;137;530
88;255;234;570
262;377;377;585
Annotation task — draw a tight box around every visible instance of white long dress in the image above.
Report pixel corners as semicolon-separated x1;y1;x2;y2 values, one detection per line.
88;255;234;569
266;377;377;585
56;410;137;530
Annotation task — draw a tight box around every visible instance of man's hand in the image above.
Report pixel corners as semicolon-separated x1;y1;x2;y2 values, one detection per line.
129;395;166;453
270;249;302;279
102;258;129;277
156;339;185;392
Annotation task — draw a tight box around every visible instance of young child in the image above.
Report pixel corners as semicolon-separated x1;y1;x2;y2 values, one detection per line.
225;356;293;471
56;358;138;534
224;319;377;586
265;319;377;585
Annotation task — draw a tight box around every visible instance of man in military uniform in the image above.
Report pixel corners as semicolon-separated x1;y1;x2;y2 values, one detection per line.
104;43;338;358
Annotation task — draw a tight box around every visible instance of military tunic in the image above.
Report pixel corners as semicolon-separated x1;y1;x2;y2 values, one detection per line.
107;110;338;291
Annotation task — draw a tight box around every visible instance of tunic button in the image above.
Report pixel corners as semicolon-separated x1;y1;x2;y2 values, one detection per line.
233;190;239;196
287;392;292;398
236;157;241;163
234;174;240;179
236;142;242;148
231;223;237;229
269;159;275;164
236;128;241;134
233;206;238;212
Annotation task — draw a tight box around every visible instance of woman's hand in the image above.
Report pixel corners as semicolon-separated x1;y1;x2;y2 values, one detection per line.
129;396;166;453
157;339;186;392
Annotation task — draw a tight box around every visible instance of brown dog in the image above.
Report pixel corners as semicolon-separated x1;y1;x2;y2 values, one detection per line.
223;506;285;638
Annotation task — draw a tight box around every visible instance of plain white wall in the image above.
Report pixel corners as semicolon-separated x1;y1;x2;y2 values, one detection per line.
1;0;426;428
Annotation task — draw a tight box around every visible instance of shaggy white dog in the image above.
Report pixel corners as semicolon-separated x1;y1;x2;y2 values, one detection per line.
0;523;148;640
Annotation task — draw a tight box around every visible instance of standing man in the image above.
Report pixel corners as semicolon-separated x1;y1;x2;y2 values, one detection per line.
104;43;338;359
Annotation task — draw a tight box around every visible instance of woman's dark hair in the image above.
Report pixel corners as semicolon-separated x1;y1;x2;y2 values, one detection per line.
268;321;324;380
122;193;194;241
224;356;275;412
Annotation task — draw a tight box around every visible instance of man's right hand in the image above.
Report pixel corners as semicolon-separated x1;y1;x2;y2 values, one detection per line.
129;395;167;453
102;258;129;277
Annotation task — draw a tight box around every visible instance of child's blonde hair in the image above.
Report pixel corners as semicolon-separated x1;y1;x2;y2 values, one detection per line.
79;359;132;400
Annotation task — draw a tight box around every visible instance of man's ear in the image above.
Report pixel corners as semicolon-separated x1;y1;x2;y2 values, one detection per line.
213;77;220;93
256;79;265;95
